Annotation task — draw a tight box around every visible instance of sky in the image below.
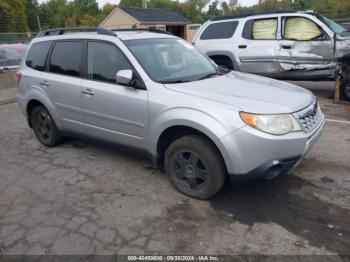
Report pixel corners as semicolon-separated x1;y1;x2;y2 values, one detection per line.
38;0;260;8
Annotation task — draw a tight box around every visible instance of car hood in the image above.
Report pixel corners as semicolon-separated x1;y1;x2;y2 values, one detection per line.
164;72;315;114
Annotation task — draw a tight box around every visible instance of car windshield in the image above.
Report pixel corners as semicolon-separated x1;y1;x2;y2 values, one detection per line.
125;38;225;83
320;15;349;36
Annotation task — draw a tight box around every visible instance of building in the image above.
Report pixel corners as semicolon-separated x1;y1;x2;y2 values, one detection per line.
99;7;192;40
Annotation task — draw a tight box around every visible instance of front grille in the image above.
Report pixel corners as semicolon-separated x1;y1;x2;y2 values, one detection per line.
294;101;322;133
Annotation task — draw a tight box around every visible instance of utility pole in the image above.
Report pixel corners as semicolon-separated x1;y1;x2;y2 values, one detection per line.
142;0;147;8
36;15;42;32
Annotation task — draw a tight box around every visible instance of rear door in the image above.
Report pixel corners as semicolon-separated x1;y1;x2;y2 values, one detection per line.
45;40;86;133
278;15;334;72
237;16;280;74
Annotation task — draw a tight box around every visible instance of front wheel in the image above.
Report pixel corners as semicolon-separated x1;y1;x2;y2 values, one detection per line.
340;77;350;101
164;135;226;199
30;105;62;147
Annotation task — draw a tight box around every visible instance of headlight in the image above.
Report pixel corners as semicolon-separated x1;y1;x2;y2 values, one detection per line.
240;112;301;135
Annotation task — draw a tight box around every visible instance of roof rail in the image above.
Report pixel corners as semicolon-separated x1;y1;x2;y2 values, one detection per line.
212;9;296;21
111;28;172;35
36;27;116;37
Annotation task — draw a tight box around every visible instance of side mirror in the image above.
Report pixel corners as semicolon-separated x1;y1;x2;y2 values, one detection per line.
116;69;133;86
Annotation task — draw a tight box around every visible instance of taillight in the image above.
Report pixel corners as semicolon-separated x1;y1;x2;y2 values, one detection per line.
16;71;22;86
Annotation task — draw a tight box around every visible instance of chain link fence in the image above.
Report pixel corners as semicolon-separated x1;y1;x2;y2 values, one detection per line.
0;32;36;45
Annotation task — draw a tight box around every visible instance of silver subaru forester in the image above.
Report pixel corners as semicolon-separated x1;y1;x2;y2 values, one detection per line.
17;27;325;199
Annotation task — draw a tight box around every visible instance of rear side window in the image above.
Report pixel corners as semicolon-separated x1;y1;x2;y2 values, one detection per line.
243;18;278;40
200;21;238;40
26;41;52;71
253;18;278;39
49;41;82;77
87;41;132;83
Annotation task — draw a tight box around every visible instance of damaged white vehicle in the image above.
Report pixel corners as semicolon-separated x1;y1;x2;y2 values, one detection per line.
193;10;350;99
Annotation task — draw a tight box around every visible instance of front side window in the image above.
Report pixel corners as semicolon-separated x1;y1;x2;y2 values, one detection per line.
26;41;52;71
126;38;221;83
252;18;278;40
87;41;132;83
284;17;323;41
49;41;81;77
200;21;238;40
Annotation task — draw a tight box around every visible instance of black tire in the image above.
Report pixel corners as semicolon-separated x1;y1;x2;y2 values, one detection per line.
340;77;350;101
164;135;226;200
30;105;62;147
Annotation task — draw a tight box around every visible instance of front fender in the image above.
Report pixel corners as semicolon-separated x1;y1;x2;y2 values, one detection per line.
149;107;242;172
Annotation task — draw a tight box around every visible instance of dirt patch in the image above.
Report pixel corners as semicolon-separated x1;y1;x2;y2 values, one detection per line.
211;174;350;254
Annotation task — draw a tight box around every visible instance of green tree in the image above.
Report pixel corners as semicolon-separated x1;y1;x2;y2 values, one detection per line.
80;14;97;26
119;0;143;8
221;1;230;16
26;0;39;31
228;0;238;10
148;0;178;9
38;0;68;29
204;0;222;20
188;0;210;12
177;2;203;23
0;0;28;32
101;2;115;17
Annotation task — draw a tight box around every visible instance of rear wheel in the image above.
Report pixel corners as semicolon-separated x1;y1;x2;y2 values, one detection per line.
340;77;350;101
30;106;62;147
164;135;226;199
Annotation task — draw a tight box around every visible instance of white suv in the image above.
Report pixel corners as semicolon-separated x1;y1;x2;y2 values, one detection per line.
193;10;350;95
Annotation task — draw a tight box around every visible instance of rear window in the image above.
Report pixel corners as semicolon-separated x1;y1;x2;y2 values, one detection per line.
200;21;238;40
242;18;278;40
49;41;82;77
26;41;52;71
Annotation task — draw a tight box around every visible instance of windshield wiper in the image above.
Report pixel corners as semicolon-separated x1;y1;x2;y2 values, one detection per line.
197;72;221;81
161;79;191;84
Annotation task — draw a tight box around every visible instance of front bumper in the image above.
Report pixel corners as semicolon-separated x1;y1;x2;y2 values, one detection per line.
217;112;325;183
228;156;301;186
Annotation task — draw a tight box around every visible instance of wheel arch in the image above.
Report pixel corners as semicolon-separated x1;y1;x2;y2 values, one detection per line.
206;50;239;70
24;90;63;129
153;123;233;175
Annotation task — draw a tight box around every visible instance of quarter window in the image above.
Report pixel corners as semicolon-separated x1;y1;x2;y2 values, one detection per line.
284;17;322;41
200;21;238;40
26;41;52;71
87;41;132;83
49;41;81;77
252;18;278;40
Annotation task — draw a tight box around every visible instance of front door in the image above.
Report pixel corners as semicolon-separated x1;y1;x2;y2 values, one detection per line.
278;16;334;72
237;16;280;74
81;41;148;149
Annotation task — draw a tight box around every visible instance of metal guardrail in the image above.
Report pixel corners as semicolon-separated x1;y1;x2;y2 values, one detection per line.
0;66;19;72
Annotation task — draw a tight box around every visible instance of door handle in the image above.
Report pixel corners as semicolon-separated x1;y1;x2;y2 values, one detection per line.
40;80;50;87
82;89;95;96
238;45;247;49
281;45;292;49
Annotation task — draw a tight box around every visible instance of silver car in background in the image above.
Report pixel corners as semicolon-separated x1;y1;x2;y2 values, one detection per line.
17;28;325;199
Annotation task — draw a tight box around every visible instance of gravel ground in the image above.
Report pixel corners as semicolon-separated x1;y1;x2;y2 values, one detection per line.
0;82;349;256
